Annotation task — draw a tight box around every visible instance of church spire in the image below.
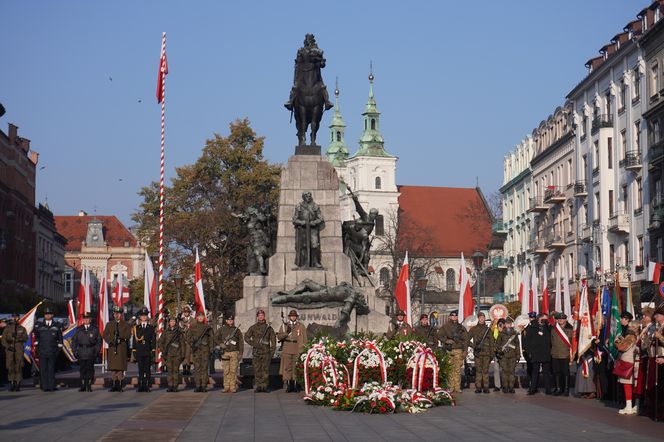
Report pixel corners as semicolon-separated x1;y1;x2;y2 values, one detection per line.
354;64;394;158
326;77;349;166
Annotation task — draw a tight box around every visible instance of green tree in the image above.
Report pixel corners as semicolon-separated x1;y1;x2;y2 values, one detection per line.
132;119;280;318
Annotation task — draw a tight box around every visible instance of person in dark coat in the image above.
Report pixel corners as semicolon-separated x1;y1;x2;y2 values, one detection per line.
33;306;64;392
522;313;552;395
131;307;157;392
103;306;131;392
72;312;102;392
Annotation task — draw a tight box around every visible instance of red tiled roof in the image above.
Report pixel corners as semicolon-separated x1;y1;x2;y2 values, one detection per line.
397;186;492;258
54;216;138;251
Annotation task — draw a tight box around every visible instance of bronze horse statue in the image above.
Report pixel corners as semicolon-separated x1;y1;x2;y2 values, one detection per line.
285;34;333;146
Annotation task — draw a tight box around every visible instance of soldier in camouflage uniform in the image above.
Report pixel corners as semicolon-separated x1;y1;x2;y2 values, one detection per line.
179;305;194;375
438;310;469;393
495;317;520;393
1;312;28;392
216;314;243;393
245;309;276;392
159;317;184;392
189;310;214;392
469;312;494;393
385;310;413;339
414;313;439;348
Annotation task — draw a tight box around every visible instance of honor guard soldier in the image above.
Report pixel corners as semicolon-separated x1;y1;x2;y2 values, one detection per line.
72;312;101;392
189;310;213;392
495;318;520;393
385;310;413;339
215;314;244;393
469;312;494;393
179;305;194;375
245;309;276;392
1;312;28;391
277;309;307;392
132;307;156;392
159;316;184;392
414;313;439;348
438;310;469;393
523;313;552;395
34;306;63;392
104;306;131;391
550;312;573;396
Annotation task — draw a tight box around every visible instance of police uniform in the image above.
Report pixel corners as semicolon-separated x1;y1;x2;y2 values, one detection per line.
34;306;64;391
438;310;469;392
215;315;244;393
158;317;184;392
189;313;214;392
277;310;307;392
413;314;439;348
495;321;521;393
72;312;101;392
179;306;194;375
469;314;494;393
245;310;276;392
1;313;28;391
385;310;413;339
103;306;132;391
132;308;157;392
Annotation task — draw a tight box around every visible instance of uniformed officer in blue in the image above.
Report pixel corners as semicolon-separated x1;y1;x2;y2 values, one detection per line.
72;311;102;392
34;306;63;391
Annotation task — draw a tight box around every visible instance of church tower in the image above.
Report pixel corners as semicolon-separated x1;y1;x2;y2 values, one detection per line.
326;79;349;168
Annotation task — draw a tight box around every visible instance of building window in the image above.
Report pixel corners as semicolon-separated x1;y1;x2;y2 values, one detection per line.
634;69;641;101
375;176;382;189
636;178;643;211
609;190;614;216
446;268;456;290
379;268;390;287
620;79;626;111
64;272;72;295
336;131;341;142
371;119;376;130
595;192;600;221
620;130;627;160
594;141;599;170
608;138;613;169
582;154;588;180
638;236;644;267
375;214;384;236
622;185;628;212
650;61;659;97
605;90;612;116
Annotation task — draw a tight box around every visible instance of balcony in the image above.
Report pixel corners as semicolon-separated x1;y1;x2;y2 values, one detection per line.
545;234;566;250
649;208;663;232
529;239;550;255
608;211;630;234
574;180;587;197
544;186;566;204
624;150;642;171
591;114;613;134
579;224;591;242
528;196;548;213
649;138;664;167
491;256;508;269
492;221;507;236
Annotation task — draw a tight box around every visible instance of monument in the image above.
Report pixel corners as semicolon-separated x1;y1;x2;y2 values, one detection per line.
235;34;390;346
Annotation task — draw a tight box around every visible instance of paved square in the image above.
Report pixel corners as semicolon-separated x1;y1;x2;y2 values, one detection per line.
0;385;661;441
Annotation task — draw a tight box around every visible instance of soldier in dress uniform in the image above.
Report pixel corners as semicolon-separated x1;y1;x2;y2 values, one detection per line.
385;310;413;339
132;307;156;392
72;311;101;392
550;312;573;396
103;306;131;392
414;313;439;348
189;310;213;392
159;316;184;392
179;305;194;376
34;306;63;392
438;310;469;393
216;314;244;393
469;312;494;393
495;317;520;393
245;309;276;392
1;312;28;392
277;309;307;392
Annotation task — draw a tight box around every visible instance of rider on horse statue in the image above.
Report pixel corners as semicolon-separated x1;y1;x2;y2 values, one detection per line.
285;34;334;146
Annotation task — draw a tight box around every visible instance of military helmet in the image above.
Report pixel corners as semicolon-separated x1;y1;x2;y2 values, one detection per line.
138;307;150;317
288;309;299;317
43;306;54;315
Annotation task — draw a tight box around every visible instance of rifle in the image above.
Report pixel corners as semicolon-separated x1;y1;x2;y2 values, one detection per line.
191;326;212;353
220;326;241;358
162;328;180;358
278;311;291;344
496;332;519;359
257;322;273;347
474;323;492;355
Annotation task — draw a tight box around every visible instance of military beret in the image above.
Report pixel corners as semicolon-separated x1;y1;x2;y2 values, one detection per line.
288;309;299;317
497;318;506;325
225;314;235;320
620;311;633;320
449;310;458;316
256;309;265;316
420;314;428;320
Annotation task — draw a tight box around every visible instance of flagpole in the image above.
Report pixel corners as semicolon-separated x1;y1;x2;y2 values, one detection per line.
156;32;167;372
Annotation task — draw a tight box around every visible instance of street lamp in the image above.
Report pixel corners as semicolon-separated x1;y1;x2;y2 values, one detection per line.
173;273;183;315
471;250;485;314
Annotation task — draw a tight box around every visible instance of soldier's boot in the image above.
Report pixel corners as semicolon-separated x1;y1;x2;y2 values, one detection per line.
285;380;292;392
118;380;124;392
562;376;569;397
9;381;15;392
15;381;20;392
79;380;86;392
552;376;561;396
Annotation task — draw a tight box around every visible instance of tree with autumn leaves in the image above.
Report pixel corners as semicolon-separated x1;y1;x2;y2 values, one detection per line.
132;119;280;317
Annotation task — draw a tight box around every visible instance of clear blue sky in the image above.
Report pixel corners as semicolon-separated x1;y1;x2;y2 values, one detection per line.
1;0;640;226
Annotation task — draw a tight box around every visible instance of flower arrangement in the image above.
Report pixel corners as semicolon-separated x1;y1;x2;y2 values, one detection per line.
297;334;455;414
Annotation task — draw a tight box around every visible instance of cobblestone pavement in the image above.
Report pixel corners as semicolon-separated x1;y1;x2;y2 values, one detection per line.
0;385;661;441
